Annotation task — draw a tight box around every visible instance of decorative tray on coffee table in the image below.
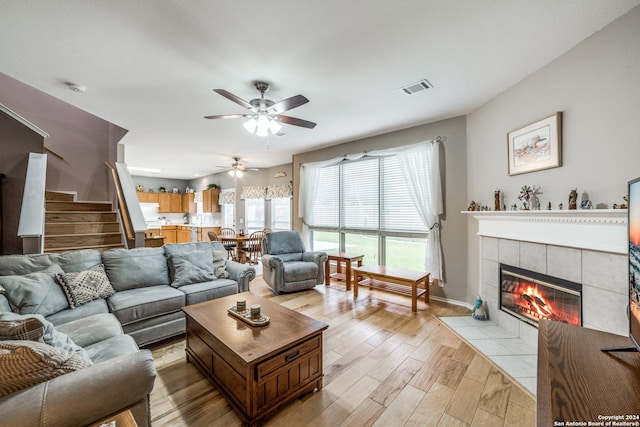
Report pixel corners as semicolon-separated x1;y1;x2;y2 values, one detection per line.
228;306;270;327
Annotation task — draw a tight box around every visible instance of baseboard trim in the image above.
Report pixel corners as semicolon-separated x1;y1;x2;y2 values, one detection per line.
429;295;474;310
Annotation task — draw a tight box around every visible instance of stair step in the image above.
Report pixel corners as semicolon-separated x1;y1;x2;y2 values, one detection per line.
46;201;112;211
45;191;76;202
45;222;121;235
44;243;126;253
44;232;123;249
46;211;118;223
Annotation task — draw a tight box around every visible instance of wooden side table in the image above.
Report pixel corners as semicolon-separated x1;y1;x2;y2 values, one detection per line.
324;252;364;291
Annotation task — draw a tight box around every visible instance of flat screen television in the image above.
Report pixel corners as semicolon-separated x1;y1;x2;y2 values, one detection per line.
605;177;640;352
627;177;640;351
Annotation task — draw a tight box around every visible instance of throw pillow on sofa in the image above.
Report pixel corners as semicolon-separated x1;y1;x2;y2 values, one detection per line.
0;313;89;359
213;250;229;279
0;265;69;316
0;339;92;397
0;317;45;341
55;264;115;308
168;249;216;287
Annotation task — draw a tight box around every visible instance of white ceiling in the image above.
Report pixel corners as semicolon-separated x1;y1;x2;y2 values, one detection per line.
1;1;638;179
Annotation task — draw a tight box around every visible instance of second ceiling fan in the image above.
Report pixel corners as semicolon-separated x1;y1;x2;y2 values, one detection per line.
217;157;258;177
204;81;316;136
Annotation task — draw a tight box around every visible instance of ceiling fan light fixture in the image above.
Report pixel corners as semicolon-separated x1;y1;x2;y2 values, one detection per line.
269;119;282;134
228;170;235;177
236;170;244;177
243;118;257;133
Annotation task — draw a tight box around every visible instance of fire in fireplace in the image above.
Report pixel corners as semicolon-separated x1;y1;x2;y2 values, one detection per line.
499;264;582;327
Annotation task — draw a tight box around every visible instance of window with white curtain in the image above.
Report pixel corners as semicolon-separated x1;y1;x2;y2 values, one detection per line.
270;198;291;231
309;155;427;268
244;198;265;233
222;204;234;229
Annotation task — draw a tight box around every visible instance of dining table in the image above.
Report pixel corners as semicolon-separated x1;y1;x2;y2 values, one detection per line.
221;234;252;264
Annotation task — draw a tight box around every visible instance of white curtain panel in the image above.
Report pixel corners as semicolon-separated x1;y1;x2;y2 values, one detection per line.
396;141;444;283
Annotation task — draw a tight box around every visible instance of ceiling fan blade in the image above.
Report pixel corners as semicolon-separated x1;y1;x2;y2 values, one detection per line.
274;115;317;129
268;95;309;114
204;114;250;120
213;89;253;110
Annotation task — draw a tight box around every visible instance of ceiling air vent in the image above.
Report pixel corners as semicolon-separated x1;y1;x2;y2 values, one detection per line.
400;79;433;95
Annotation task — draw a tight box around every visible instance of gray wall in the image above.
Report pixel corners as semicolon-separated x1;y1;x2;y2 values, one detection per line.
466;6;640;302
0;73;128;202
292;116;469;304
188;163;293;229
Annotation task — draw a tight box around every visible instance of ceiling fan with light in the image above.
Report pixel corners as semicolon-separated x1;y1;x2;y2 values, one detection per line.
217;157;258;177
204;81;317;137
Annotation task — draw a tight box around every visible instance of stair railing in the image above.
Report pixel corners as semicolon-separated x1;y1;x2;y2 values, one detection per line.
18;153;47;254
105;162;147;248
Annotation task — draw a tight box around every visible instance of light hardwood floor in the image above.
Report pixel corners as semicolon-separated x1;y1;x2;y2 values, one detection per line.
148;276;536;426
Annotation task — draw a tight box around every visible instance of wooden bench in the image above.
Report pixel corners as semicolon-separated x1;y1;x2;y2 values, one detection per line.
352;265;429;313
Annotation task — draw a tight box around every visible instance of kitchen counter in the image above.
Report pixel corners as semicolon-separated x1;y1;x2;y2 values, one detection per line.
143;224;222;244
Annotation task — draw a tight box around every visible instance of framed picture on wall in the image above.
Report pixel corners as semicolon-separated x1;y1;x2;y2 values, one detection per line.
507;112;562;176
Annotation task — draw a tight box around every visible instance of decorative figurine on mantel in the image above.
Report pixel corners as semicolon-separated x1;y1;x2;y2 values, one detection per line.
468;200;478;211
580;191;593;209
494;191;501;211
530;186;542;210
547;202;552;210
614;195;628;209
568;189;578;210
515;185;541;210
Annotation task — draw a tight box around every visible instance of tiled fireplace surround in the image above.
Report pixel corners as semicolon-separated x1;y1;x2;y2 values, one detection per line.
474;210;628;338
445;210;629;394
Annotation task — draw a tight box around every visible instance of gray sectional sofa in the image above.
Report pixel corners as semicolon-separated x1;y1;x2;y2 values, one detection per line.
0;241;256;426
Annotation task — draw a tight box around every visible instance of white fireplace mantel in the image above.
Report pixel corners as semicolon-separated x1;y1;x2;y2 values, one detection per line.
463;209;627;254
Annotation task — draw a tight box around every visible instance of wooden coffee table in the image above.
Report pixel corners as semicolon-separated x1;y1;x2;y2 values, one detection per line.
182;292;328;427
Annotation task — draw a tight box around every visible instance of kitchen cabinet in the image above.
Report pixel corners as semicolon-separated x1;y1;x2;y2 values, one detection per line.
177;226;192;243
182;193;196;214
197;226;222;242
158;193;171;213
137;192;159;203
161;225;177;244
170;194;182;213
202;188;220;213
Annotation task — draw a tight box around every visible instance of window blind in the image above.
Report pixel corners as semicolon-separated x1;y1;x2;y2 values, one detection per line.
342;158;379;229
310;155;426;234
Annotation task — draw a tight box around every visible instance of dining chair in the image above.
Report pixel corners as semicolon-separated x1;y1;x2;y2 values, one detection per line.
242;230;265;264
262;228;273;234
219;228;237;260
207;231;219;241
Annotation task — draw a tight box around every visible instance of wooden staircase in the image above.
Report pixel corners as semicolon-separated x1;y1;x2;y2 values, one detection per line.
44;191;125;253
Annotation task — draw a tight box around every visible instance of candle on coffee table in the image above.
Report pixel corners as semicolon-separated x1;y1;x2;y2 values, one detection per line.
250;304;261;319
236;298;246;311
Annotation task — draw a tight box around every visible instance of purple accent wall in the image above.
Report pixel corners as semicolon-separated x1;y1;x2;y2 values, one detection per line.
0;73;128;202
0;112;45;254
